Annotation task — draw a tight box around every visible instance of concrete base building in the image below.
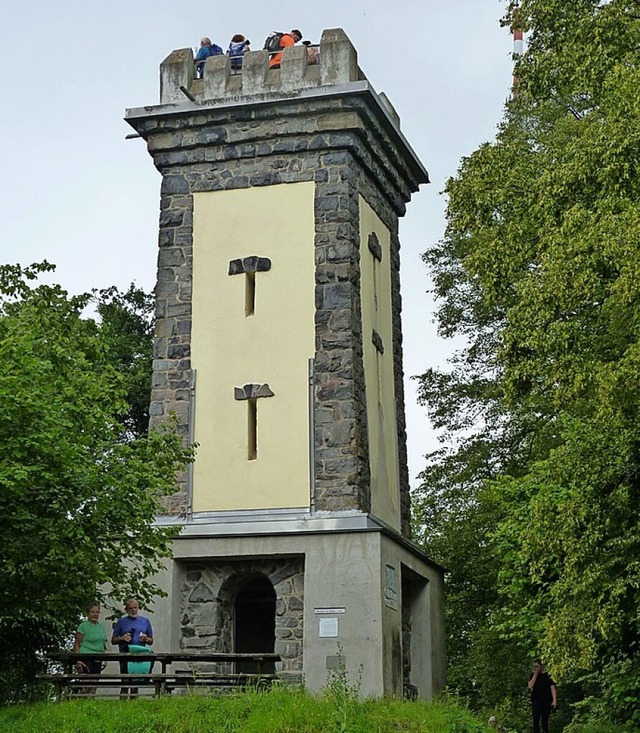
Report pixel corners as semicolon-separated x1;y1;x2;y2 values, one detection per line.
125;28;445;699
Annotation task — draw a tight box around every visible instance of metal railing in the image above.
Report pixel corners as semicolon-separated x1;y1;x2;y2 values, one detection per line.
194;45;320;79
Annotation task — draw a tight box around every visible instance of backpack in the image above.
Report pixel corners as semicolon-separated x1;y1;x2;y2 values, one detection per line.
228;41;246;57
228;41;246;69
210;43;224;56
263;32;283;53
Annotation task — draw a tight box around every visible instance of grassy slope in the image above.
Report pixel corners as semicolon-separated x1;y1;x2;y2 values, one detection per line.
0;687;492;733
0;688;623;732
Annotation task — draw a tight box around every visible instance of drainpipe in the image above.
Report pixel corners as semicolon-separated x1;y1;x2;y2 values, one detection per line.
308;358;316;514
186;368;196;522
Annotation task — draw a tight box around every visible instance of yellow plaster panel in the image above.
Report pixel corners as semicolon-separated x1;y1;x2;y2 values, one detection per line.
191;183;315;512
359;197;401;530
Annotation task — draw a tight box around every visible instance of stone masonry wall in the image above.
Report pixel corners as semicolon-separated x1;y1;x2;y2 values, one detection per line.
179;557;304;679
128;30;427;532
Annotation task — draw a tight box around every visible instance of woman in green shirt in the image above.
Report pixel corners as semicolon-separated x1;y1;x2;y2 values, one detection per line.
74;601;107;694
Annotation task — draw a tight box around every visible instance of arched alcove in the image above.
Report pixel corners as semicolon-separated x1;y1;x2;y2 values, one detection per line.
179;559;304;677
234;575;276;672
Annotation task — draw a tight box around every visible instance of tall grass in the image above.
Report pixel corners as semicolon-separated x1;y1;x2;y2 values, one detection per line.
0;686;492;733
0;686;624;732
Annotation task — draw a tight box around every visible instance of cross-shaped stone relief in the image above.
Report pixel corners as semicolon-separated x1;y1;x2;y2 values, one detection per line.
234;383;275;460
228;256;272;316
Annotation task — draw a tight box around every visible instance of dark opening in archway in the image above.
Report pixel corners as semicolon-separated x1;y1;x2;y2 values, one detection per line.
234;576;276;673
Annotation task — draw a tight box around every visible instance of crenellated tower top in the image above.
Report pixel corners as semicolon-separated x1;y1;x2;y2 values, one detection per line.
157;28;399;125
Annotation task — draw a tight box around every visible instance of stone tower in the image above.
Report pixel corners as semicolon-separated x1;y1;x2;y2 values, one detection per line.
125;28;445;699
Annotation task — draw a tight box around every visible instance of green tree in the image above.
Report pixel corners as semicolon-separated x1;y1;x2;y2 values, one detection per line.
94;284;155;440
0;263;191;704
415;0;640;727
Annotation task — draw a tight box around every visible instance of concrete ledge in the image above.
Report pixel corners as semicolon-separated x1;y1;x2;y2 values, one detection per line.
154;510;444;570
378;92;401;127
203;54;232;98
280;45;310;91
242;50;269;95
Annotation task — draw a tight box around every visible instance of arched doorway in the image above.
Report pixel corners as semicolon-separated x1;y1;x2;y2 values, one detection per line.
234;576;276;672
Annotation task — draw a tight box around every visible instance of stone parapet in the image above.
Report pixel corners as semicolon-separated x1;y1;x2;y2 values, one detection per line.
160;29;363;106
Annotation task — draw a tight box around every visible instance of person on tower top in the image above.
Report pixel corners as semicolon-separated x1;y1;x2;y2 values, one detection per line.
227;34;251;70
268;29;302;69
195;37;223;78
302;39;319;65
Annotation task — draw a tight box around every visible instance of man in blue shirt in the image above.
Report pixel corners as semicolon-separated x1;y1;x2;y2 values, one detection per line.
111;598;153;697
195;37;223;78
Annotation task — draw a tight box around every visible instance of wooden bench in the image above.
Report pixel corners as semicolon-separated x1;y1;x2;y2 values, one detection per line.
40;652;281;699
39;672;277;698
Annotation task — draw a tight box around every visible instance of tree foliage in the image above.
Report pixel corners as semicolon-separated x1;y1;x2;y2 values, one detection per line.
0;263;191;703
94;284;155;440
414;0;640;727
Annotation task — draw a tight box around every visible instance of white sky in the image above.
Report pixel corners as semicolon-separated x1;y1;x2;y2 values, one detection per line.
1;1;512;489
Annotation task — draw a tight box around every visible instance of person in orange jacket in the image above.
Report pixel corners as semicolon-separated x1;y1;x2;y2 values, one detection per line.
269;29;302;69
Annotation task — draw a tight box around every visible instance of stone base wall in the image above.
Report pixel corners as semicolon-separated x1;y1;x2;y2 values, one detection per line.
179;556;304;677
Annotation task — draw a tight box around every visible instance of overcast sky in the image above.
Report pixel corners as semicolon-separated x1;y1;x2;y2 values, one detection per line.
1;1;512;488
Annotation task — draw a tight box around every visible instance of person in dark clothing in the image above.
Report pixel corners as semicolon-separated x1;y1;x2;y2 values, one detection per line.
528;658;558;733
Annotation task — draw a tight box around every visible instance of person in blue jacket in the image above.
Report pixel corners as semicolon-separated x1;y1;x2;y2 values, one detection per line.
227;34;250;70
195;37;223;78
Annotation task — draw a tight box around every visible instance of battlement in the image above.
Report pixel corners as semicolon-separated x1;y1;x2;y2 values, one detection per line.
159;28;400;126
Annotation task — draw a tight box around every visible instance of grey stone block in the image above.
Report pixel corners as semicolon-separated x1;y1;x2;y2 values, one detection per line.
161;176;190;195
288;596;304;611
319;28;358;86
321;282;352;309
189;583;214;603
234;383;275;400
241;50;269;95
149;402;164;417
159;209;185;228
228;256;272;275
280;46;311;91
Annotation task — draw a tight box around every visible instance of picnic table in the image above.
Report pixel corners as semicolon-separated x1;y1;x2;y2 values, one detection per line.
39;651;281;698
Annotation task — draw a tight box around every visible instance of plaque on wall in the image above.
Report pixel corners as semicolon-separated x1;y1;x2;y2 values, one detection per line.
384;564;398;609
318;617;339;638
